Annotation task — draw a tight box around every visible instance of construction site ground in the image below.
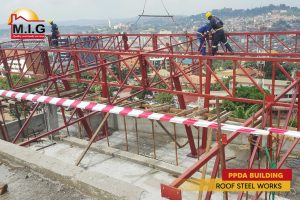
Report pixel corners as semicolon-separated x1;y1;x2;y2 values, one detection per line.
0;161;91;200
0;129;299;199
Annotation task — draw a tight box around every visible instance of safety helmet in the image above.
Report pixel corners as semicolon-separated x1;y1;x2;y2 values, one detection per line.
205;11;212;20
48;20;54;24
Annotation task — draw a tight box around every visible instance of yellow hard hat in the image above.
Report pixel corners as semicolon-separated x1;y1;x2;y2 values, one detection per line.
48;20;54;24
205;11;212;19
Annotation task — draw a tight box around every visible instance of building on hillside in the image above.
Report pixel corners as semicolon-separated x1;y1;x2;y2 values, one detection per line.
149;57;170;69
218;68;258;78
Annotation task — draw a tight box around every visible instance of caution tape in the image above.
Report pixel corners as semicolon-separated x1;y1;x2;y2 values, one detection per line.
0;89;299;138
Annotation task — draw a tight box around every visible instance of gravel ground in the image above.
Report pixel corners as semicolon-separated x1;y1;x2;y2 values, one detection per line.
0;159;96;200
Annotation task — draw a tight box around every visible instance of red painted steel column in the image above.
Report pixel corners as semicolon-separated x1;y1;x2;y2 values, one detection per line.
272;63;275;96
173;76;197;157
122;33;129;51
201;59;212;154
297;72;300;131
101;59;109;100
76;109;94;139
139;54;149;89
41;50;52;77
72;52;81;81
233;61;237;96
152;35;158;51
101;59;110;139
205;154;220;200
266;95;275;162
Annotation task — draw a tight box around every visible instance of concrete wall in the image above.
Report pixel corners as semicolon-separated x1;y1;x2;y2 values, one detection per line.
57;113;118;138
0;110;284;147
0;112;118;140
2;113;46;140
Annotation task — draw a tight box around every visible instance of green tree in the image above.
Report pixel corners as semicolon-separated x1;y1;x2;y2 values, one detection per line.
288;117;297;128
91;85;102;93
0;75;36;92
109;86;118;97
222;86;269;119
212;60;233;71
211;83;222;91
244;61;257;68
264;62;300;80
210;77;232;91
155;92;173;104
131;88;152;100
9;103;30;119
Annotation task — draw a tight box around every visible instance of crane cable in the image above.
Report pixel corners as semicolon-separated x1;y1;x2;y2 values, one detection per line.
135;0;178;26
160;0;176;24
134;0;148;25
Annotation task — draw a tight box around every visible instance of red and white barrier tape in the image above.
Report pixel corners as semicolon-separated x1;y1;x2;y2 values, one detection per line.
0;89;299;138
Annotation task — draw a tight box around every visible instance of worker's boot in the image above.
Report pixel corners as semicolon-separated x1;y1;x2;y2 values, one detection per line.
225;43;234;54
212;46;218;56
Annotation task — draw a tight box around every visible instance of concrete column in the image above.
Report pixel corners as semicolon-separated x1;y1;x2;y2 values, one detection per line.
45;105;59;134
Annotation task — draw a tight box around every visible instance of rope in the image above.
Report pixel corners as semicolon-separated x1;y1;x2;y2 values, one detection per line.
265;147;276;200
134;0;148;25
135;0;178;27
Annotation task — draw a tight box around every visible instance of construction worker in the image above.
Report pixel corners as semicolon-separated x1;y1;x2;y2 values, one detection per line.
48;20;59;47
205;11;233;55
196;24;210;55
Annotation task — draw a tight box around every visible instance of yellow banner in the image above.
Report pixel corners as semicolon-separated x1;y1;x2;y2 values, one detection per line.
180;179;290;192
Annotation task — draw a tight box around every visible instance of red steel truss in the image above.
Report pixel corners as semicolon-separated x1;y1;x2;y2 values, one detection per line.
0;31;300;200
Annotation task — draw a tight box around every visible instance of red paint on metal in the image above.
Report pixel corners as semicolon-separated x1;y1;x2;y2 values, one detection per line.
161;184;182;200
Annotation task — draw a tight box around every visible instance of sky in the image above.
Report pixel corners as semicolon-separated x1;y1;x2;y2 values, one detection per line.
1;0;300;24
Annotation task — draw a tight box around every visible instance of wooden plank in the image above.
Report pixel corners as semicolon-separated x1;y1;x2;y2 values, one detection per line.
59;89;80;97
186;108;208;118
176;107;199;116
146;105;171;112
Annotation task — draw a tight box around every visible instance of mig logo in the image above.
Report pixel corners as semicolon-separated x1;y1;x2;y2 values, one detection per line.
8;8;46;39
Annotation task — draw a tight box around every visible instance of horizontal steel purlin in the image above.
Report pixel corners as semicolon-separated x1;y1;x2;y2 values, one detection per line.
0;89;299;139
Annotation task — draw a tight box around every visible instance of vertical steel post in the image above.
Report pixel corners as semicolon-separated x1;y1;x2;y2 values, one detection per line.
297;72;300;130
201;58;212;155
173;76;198;157
122;33;129;51
139;54;148;89
152;34;158;51
233;61;237;96
101;59;110;139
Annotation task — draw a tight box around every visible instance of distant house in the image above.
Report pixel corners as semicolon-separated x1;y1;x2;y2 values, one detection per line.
149;57;170;69
218;68;258;78
180;75;217;89
149;69;170;78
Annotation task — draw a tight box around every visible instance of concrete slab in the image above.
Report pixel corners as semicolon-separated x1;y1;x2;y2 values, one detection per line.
0;139;147;200
62;136;188;176
28;139;207;200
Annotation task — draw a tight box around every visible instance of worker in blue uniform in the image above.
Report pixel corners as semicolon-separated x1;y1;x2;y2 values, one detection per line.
205;11;233;55
48;20;59;47
197;24;210;55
